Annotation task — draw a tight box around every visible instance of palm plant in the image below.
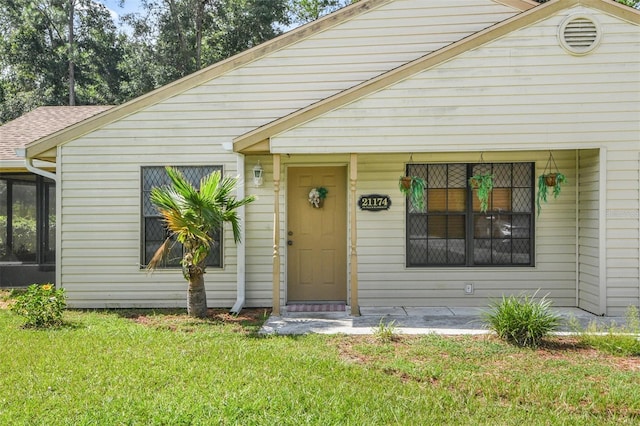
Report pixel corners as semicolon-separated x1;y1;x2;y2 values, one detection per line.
148;167;256;318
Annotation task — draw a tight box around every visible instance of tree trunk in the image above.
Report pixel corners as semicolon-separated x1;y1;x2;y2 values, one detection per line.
187;272;208;318
68;0;76;105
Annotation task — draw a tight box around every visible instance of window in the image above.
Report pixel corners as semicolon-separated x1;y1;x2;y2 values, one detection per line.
141;166;223;269
406;163;534;267
0;173;55;264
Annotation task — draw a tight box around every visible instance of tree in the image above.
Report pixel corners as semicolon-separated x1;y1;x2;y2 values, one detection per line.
148;167;256;318
288;0;354;25
120;0;290;96
0;0;125;123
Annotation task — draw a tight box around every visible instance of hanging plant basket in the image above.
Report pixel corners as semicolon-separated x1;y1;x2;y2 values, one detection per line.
544;173;558;187
308;187;328;208
398;175;427;213
537;152;567;216
399;176;413;190
469;173;493;214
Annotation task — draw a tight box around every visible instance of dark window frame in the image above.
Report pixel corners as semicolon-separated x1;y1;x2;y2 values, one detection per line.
141;166;223;269
405;162;535;267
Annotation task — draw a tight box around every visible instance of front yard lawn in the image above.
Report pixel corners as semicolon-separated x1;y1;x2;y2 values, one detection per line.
0;302;639;425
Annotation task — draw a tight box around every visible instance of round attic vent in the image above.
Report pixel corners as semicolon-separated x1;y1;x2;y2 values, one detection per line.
559;15;601;55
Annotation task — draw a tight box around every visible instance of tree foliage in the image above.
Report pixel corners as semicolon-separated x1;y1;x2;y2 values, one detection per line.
0;0;125;123
119;0;290;99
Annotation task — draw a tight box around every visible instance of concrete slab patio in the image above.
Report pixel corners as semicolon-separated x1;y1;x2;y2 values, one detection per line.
260;306;630;336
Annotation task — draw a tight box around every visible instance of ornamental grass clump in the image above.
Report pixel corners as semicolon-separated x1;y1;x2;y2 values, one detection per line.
10;283;66;328
483;292;560;348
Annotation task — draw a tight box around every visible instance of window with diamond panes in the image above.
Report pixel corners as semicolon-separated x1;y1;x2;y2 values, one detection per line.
406;162;534;267
142;166;223;268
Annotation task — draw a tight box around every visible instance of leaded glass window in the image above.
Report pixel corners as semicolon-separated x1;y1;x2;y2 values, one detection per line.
406;163;534;267
141;166;223;268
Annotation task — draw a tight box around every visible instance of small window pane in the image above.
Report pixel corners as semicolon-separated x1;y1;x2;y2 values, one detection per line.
473;239;492;264
428;215;447;238
12;182;37;262
512;215;530;238
448;189;466;211
427;189;447;212
493;163;511;187
428;164;447;187
448;215;465;239
512;188;532;212
448;164;467;188
513;163;532;187
492;188;512;211
448;239;466;264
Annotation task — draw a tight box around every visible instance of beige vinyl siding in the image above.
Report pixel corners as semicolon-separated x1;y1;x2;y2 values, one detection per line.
271;6;640;312
58;0;522;308
272;7;638;154
247;151;577;308
354;151;577;307
577;149;600;314
59;148;240;308
605;148;640;315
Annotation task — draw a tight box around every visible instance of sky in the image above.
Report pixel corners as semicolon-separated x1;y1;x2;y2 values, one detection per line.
96;0;141;25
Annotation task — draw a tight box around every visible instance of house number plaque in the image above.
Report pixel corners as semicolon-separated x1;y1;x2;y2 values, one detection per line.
358;194;391;211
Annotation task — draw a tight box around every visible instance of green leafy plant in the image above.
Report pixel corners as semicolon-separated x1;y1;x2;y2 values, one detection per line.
570;305;640;356
469;173;494;213
372;317;398;343
483;292;560;347
536;172;567;216
10;283;66;328
399;176;427;212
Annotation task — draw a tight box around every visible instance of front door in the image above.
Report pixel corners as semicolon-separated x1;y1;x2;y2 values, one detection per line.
287;166;347;302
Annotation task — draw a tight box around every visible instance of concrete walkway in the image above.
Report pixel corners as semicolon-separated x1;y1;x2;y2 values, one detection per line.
260;306;629;336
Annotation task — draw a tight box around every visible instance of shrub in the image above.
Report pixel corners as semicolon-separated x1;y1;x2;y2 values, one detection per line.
483;293;560;348
372;318;398;343
570;305;640;356
10;283;66;328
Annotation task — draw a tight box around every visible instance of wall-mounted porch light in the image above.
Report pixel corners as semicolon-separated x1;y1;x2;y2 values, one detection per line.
252;161;264;187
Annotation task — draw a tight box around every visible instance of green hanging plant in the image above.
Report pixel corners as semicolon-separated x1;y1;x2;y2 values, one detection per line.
536;172;566;216
399;175;427;213
536;152;567;216
469;173;494;213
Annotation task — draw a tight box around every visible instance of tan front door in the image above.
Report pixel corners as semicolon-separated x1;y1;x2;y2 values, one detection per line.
287;166;347;302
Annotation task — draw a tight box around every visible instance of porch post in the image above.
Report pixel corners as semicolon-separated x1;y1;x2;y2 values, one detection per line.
272;154;281;316
350;153;360;316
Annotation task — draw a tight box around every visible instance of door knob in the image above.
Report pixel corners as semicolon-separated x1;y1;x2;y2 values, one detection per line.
288;231;293;236
287;240;293;246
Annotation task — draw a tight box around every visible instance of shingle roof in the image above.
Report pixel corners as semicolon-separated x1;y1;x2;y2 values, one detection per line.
0;105;112;162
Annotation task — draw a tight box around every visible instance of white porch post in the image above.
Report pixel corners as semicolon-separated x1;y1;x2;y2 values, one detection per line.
272;154;281;315
350;153;360;316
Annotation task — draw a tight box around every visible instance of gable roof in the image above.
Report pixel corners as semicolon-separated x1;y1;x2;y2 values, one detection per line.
0;106;112;168
233;0;640;153
24;0;537;160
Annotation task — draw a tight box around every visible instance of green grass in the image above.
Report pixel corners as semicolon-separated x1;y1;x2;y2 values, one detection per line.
571;306;640;357
1;305;639;425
